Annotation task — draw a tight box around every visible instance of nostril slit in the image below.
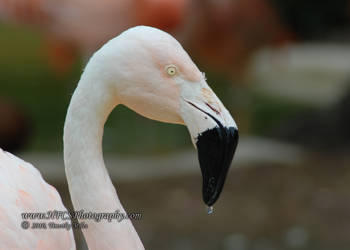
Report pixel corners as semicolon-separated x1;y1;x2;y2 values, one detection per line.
185;100;223;128
205;103;220;115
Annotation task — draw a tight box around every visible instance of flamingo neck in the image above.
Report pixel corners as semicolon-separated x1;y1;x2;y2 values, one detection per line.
63;68;144;249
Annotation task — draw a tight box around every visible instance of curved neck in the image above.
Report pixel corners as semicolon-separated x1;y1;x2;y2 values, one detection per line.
63;70;144;250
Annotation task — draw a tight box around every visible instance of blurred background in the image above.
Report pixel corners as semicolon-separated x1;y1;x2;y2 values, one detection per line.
1;0;350;249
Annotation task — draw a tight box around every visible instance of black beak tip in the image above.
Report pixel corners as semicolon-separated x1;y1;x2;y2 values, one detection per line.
196;126;239;206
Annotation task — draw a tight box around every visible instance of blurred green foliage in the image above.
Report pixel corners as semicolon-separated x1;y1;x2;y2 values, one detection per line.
1;23;74;151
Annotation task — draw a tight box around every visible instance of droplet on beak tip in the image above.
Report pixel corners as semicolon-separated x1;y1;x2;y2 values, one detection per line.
207;206;214;215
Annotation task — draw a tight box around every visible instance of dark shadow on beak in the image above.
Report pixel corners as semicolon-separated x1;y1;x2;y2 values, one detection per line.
196;119;239;206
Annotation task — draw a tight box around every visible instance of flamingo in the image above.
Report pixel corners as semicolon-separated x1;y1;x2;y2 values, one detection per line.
0;26;238;249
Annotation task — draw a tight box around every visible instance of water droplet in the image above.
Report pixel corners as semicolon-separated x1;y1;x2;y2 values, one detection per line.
207;206;214;214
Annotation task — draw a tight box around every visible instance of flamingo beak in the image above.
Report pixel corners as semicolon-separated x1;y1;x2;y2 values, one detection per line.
180;88;239;206
196;118;238;206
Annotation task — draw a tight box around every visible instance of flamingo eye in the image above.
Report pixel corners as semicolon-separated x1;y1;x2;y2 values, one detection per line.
166;65;177;76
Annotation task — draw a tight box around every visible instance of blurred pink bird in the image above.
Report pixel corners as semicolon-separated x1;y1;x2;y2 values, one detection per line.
0;0;293;76
0;0;188;73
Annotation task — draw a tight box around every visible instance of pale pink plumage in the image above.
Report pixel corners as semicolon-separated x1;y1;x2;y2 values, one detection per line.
0;26;236;249
0;148;75;250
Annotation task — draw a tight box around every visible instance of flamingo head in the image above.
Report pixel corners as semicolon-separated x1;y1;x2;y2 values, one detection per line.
94;26;239;206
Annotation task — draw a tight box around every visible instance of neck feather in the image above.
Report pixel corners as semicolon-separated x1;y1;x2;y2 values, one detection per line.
63;66;144;250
